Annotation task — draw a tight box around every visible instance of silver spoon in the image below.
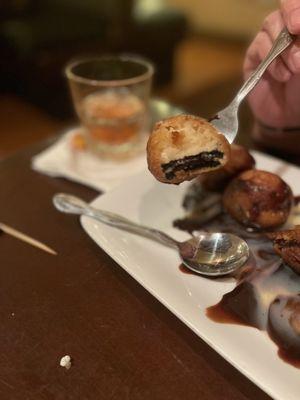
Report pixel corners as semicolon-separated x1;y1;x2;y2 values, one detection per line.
53;193;249;276
211;27;294;143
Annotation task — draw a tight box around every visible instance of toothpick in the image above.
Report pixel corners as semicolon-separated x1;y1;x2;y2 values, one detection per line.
0;223;57;255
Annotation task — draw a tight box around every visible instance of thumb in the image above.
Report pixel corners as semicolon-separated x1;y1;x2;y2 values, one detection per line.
281;0;300;34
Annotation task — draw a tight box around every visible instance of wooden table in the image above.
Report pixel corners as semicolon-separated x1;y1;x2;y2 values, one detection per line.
0;95;66;159
0;142;276;399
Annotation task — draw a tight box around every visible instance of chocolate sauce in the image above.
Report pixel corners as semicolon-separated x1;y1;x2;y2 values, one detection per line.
175;186;300;368
162;150;224;180
207;234;300;367
179;264;196;275
206;282;255;327
294;195;300;206
257;248;277;260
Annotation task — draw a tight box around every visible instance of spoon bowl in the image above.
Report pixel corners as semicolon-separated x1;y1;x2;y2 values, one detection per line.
53;193;250;277
178;234;249;276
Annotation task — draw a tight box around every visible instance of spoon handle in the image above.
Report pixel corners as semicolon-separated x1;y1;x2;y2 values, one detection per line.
236;27;294;104
54;193;179;249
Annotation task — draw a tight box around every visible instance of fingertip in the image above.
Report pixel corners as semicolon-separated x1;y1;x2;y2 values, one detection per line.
280;69;292;82
291;51;300;72
277;65;292;82
270;60;291;82
287;9;300;34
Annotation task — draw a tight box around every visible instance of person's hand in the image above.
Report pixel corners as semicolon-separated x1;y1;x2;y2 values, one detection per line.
244;1;300;128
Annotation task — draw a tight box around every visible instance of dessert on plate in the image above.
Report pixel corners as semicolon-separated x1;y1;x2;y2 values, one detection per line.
223;169;293;229
175;146;300;367
147;112;300;368
268;227;300;273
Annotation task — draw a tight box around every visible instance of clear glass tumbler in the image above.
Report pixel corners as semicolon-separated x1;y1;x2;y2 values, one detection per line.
65;55;154;159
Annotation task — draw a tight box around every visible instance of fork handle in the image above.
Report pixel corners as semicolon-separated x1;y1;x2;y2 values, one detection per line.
236;27;294;104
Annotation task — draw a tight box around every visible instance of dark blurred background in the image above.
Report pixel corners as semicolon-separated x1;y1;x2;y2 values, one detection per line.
0;0;277;158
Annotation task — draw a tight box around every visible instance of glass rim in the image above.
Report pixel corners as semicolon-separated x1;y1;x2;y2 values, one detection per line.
65;55;154;87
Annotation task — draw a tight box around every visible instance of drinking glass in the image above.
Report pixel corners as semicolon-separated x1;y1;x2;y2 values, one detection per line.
65;55;154;158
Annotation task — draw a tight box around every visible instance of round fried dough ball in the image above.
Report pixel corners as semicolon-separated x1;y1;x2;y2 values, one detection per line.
223;169;293;229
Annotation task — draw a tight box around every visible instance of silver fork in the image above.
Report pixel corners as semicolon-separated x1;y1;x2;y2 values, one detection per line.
210;28;294;143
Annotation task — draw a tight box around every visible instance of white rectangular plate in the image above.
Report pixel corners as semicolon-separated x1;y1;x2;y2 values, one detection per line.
81;151;300;400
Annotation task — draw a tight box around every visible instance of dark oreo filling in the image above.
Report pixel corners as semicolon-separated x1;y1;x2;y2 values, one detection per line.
162;150;224;180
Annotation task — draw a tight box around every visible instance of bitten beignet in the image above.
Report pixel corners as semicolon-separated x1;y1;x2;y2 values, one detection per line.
147;115;231;184
267;228;300;273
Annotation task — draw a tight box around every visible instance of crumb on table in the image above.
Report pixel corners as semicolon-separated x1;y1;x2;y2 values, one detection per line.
60;355;72;369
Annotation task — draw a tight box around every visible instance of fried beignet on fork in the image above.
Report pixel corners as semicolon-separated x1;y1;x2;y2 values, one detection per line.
147;115;230;184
